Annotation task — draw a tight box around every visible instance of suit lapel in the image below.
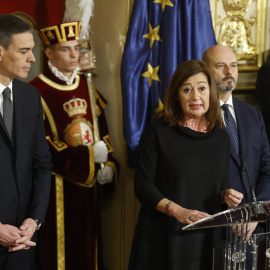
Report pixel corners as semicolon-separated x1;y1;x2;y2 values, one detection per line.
233;98;249;159
229;138;241;166
0;112;13;148
232;98;251;196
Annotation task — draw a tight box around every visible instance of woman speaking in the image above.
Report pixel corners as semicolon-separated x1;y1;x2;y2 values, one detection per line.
128;60;243;270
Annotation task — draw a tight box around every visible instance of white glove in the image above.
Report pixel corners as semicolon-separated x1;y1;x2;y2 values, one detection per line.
97;166;114;185
93;141;108;163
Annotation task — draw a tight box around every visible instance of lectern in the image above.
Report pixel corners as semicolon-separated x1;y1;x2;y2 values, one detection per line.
183;201;270;270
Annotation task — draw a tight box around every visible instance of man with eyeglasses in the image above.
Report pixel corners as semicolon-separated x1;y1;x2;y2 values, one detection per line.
202;45;270;269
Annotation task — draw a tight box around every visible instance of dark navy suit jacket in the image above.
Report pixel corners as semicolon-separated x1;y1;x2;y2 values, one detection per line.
0;79;52;270
230;97;270;204
228;97;270;269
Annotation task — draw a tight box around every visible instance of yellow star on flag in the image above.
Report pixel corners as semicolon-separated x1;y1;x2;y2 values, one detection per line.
141;63;161;86
143;24;162;48
154;99;164;114
153;0;174;12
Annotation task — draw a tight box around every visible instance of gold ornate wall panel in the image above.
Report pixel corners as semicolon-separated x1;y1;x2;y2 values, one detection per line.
212;0;268;71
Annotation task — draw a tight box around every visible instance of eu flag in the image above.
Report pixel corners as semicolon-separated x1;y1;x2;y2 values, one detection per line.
121;0;216;167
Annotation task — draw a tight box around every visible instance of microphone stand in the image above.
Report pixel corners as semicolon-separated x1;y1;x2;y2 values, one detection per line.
240;154;264;217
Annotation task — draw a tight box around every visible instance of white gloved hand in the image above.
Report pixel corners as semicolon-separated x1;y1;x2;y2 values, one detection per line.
97;166;114;185
93;141;108;163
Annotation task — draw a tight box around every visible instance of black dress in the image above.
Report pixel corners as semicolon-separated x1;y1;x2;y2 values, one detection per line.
128;116;231;270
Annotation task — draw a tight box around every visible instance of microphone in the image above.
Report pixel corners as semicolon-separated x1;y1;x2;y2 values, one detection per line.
239;154;256;203
240;154;264;217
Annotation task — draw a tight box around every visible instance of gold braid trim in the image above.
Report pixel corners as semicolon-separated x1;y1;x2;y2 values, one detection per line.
52;146;96;188
41;98;66;269
46;136;68;152
84;146;96;187
52;172;97;188
95;89;106;109
55;176;65;270
105;161;118;186
94;184;98;270
42;98;67;151
41;98;59;140
103;135;114;153
38;74;80;91
94;87;106;117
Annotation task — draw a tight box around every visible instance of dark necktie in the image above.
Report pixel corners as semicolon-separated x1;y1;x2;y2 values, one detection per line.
3;87;13;139
222;104;239;154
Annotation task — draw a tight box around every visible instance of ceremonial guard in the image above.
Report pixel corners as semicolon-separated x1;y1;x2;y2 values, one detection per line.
30;21;118;270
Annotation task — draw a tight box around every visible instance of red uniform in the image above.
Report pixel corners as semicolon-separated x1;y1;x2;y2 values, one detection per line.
30;68;118;270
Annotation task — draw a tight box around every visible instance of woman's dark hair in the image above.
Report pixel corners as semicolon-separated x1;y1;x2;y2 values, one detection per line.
163;60;223;131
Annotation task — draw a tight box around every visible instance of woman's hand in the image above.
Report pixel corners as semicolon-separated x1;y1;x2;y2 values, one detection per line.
156;198;210;224
171;205;210;224
221;189;243;208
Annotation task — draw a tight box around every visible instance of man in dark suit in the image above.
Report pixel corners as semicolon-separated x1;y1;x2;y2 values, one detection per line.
255;55;270;140
202;44;270;268
0;14;52;270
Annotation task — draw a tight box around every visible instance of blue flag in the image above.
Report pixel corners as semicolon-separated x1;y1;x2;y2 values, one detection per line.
121;0;216;167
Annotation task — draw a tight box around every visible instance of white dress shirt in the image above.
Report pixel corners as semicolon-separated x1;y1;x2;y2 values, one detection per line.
0;81;13;117
220;94;238;126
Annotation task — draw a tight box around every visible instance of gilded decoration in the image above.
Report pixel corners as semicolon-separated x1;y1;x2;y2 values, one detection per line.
55;175;65;270
213;0;267;71
38;21;82;46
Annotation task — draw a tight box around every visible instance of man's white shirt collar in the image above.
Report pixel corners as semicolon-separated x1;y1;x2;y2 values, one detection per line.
220;94;237;124
0;81;13;116
220;94;233;108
